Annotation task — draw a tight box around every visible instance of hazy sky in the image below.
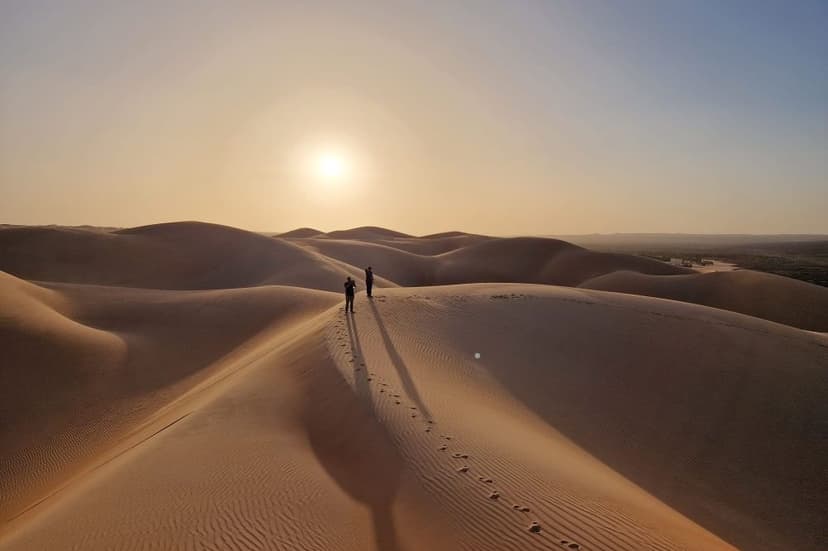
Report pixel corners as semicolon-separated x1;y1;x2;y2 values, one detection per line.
1;1;826;234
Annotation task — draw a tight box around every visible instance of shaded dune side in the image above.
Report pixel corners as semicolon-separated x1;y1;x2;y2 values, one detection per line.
0;222;364;290
580;269;828;331
0;272;338;523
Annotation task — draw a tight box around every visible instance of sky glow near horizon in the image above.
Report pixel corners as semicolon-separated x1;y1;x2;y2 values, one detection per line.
1;1;826;234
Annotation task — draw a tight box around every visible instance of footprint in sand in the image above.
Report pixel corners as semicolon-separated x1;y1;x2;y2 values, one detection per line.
528;521;541;533
456;466;469;473
487;491;500;500
411;413;417;418
438;445;448;451
395;400;401;405
441;435;452;440
511;505;530;512
451;453;469;459
560;540;580;549
477;476;493;483
425;427;432;433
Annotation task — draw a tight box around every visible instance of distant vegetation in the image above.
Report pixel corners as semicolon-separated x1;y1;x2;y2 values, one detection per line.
559;235;828;288
639;241;828;287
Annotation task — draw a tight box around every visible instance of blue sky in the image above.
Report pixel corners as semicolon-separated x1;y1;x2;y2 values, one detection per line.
1;1;825;233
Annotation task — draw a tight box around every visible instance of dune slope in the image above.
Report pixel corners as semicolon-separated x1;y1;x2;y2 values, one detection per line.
3;283;825;551
0;272;338;526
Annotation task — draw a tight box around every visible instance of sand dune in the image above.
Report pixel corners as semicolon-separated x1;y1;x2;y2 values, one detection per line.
1;223;683;289
3;281;825;550
2;222;826;551
298;239;435;286
580;269;828;331
292;236;690;287
0;272;338;528
432;237;690;286
276;227;325;238
326;226;414;240
0;222;380;291
364;233;493;256
420;230;480;238
4;221;825;331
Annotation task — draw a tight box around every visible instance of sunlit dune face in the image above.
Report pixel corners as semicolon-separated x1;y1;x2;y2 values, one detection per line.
314;151;349;182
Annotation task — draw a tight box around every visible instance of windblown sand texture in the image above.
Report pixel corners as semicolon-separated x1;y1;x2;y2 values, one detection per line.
1;222;826;551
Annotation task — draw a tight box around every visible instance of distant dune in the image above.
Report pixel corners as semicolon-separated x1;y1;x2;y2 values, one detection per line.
580;269;828;331
326;226;414;240
420;230;483;239
432;237;690;286
1;222;826;551
275;227;325;238
0;222;389;291
4;222;827;331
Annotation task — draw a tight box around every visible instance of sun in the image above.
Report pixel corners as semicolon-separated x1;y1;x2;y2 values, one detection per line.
314;152;348;181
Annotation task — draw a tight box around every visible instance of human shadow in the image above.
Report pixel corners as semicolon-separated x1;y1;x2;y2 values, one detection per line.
345;313;370;403
367;299;433;422
304;316;403;551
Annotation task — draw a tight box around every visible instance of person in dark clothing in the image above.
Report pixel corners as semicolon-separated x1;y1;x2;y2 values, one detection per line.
365;266;374;298
344;276;356;313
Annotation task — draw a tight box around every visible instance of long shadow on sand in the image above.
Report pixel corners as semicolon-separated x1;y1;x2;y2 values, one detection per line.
302;314;402;551
345;313;370;402
367;299;433;421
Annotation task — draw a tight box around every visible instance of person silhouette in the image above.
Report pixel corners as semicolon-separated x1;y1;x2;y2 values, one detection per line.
344;276;356;313
365;266;374;298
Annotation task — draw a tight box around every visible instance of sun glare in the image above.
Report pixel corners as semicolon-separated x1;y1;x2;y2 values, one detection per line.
314;152;348;181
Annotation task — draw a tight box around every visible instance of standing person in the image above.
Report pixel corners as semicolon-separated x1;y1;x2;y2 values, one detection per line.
365;266;374;298
344;276;356;313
